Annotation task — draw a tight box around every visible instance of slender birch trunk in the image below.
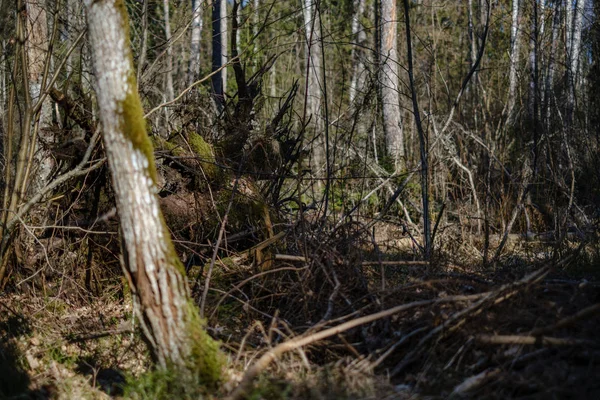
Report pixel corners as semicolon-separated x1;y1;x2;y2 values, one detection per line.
84;0;222;383
380;0;404;169
349;0;367;105
25;0;54;191
506;0;522;123
212;0;227;109
163;0;175;101
569;0;586;108
303;0;324;176
188;0;204;85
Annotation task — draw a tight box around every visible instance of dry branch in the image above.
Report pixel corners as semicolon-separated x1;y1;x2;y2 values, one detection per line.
475;334;596;347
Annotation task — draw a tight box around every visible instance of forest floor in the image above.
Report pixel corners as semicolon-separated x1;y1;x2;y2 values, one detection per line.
1;230;599;399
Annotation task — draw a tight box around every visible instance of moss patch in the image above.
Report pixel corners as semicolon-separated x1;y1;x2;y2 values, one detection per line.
184;300;224;388
188;132;218;180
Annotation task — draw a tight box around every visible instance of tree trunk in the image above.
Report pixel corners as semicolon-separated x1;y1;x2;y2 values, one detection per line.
567;0;586;123
188;0;204;85
380;0;404;169
163;0;175;102
25;0;54;190
349;0;367;105
212;0;227;109
303;0;324;180
506;0;521;123
84;0;221;384
544;0;560;130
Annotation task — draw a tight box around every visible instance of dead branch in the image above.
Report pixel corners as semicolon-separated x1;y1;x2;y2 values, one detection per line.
529;303;600;337
475;334;597;347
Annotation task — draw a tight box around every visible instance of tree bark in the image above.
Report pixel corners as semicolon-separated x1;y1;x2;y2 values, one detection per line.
84;0;221;384
566;0;586;123
212;0;227;109
506;0;522;123
380;0;404;169
163;0;175;102
25;0;54;190
303;0;324;180
349;0;367;105
188;0;203;85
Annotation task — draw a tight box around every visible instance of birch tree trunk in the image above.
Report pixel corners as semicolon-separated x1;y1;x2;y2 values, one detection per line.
506;0;522;123
163;0;174;102
25;0;54;190
567;0;586;123
349;0;367;104
380;0;404;169
303;0;324;178
188;0;203;85
84;0;221;384
212;0;227;109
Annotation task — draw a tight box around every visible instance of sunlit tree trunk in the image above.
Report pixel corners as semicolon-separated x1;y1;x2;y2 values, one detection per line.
380;0;403;169
349;0;367;105
303;0;324;179
25;0;54;190
188;0;203;85
163;0;174;102
212;0;227;109
84;0;221;382
566;0;586;123
506;0;522;123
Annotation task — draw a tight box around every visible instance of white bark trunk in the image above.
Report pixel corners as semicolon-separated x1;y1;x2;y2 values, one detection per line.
303;0;324;175
26;0;54;190
380;0;403;168
212;0;227;108
570;0;586;89
188;0;204;85
349;0;367;104
506;0;521;122
163;0;175;101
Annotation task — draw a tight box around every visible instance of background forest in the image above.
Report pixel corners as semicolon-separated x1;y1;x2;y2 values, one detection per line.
0;0;599;399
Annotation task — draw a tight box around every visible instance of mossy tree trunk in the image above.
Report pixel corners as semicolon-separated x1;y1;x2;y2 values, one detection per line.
84;0;221;384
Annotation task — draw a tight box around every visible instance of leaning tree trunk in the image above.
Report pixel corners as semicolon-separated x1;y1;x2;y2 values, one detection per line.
84;0;221;384
380;0;404;169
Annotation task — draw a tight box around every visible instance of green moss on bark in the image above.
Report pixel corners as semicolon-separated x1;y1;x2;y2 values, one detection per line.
184;300;224;388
